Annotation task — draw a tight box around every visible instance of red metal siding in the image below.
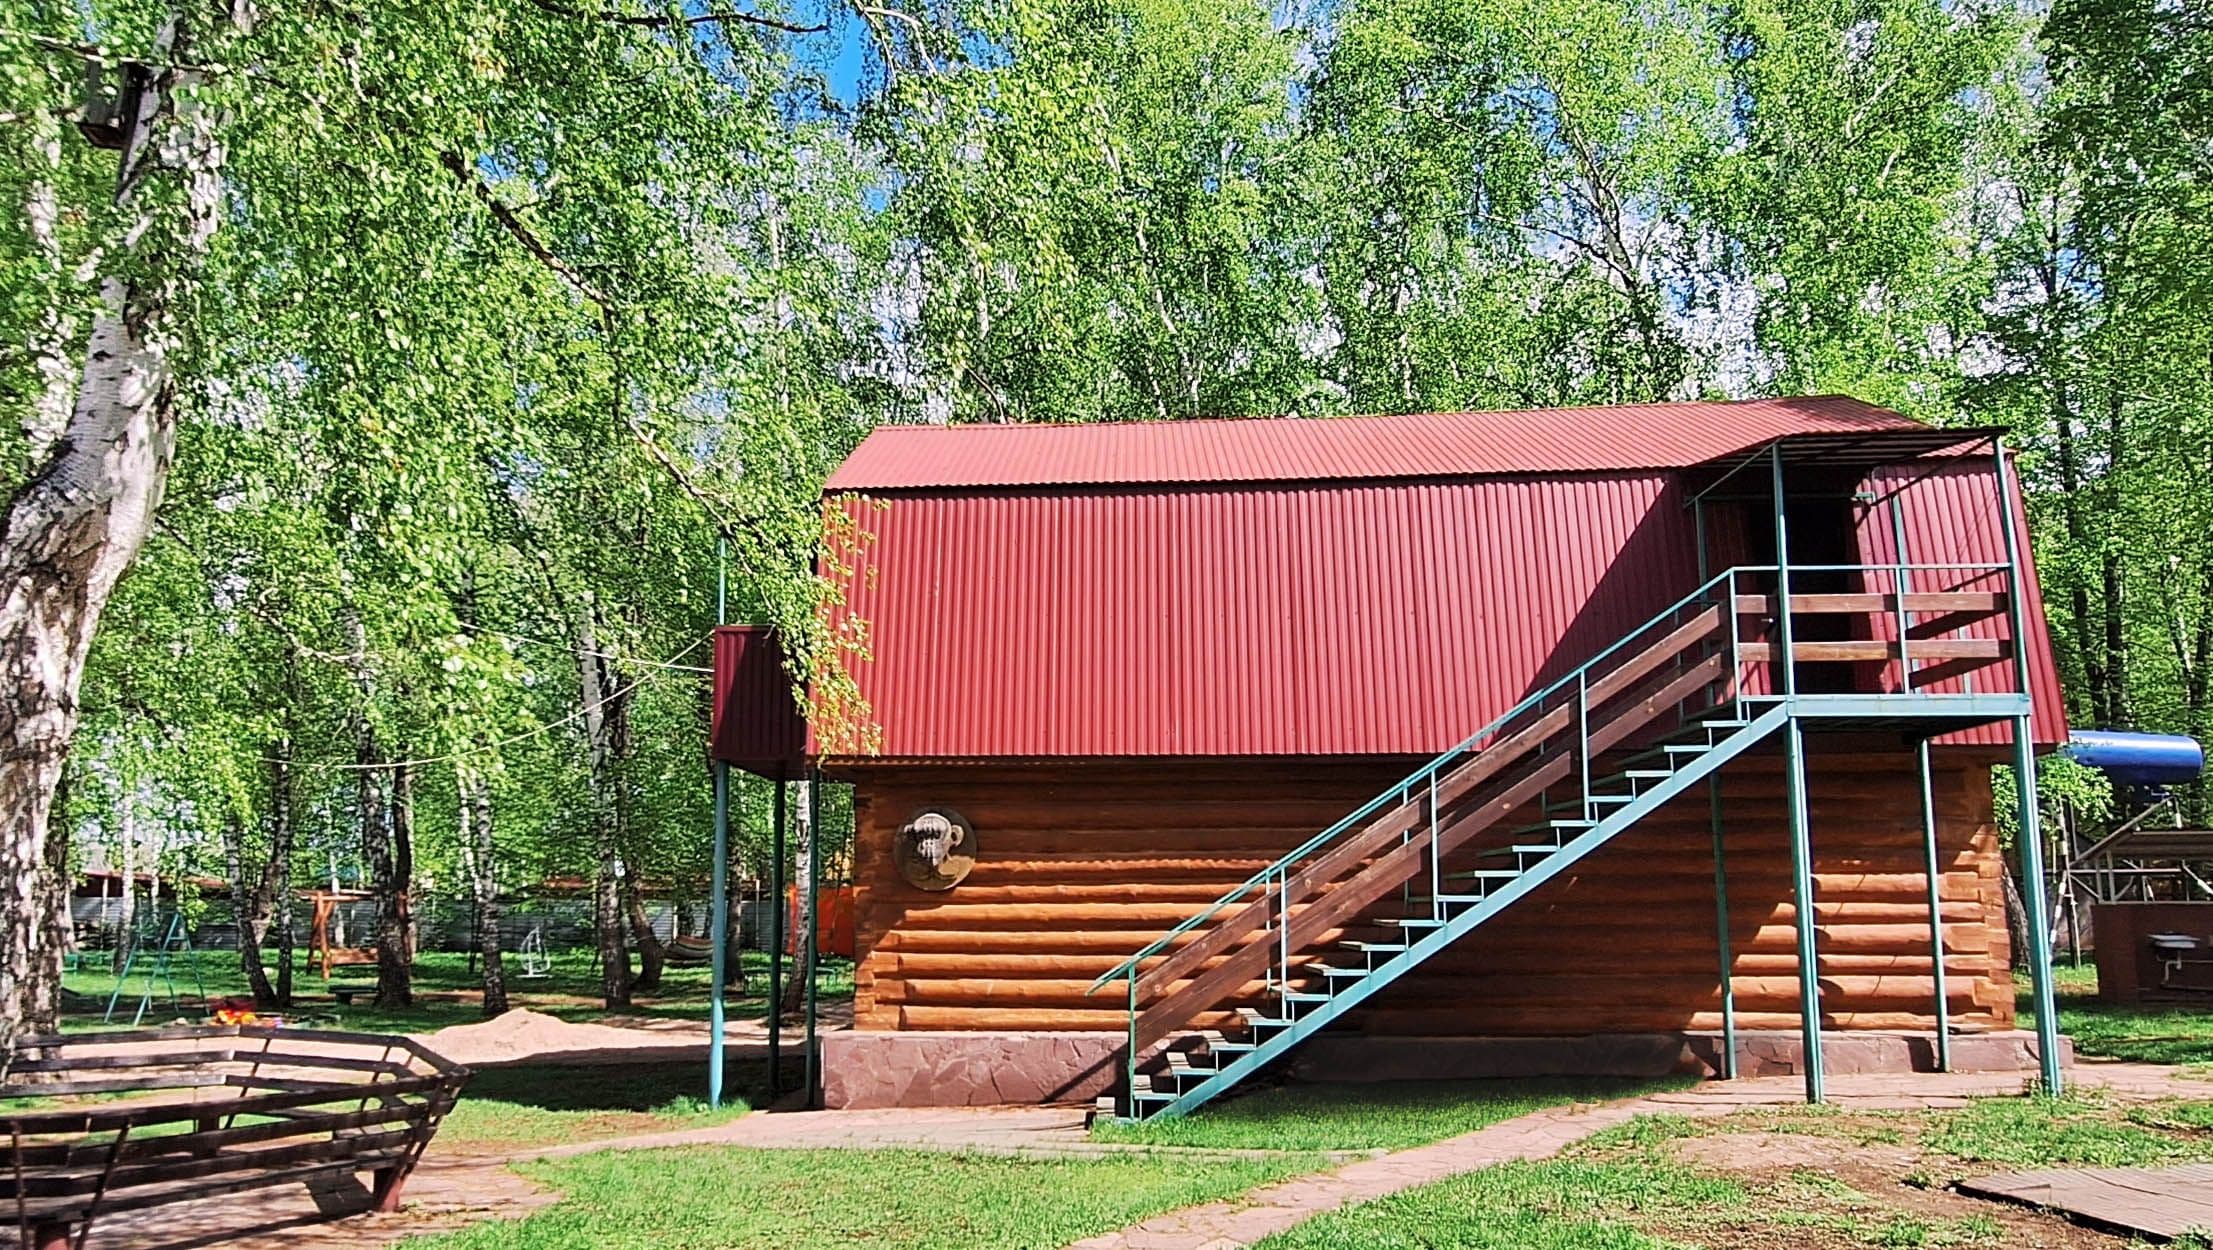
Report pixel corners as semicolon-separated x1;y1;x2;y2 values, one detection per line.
1853;460;2070;747
823;476;1703;758
827;396;1922;491
711;626;808;774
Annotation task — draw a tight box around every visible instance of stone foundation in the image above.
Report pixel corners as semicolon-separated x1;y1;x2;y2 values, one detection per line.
821;1031;1132;1109
824;1029;2072;1108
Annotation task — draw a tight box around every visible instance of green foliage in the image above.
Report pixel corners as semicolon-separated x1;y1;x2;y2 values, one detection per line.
2;0;2203;997
1992;753;2113;846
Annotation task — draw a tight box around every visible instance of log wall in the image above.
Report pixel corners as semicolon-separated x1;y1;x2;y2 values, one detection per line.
845;744;2016;1036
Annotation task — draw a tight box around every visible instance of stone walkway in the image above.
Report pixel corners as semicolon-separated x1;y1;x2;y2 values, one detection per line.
73;1061;2213;1250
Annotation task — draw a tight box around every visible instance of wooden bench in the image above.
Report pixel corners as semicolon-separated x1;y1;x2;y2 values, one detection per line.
2;1024;469;1250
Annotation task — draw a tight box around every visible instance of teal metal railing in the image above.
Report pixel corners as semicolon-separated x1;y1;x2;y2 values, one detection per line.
1090;560;2028;1117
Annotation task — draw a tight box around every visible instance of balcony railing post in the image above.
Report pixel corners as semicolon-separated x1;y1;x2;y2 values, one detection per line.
1428;774;1441;920
1727;570;1742;712
1125;976;1137;1116
1575;671;1592;821
1890;499;1913;694
1770;444;1797;701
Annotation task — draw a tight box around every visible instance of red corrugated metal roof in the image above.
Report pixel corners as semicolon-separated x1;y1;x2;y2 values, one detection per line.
807;399;2068;759
825;395;1925;491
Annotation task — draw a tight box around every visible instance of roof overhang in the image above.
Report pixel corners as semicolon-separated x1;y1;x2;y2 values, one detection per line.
1684;427;2006;504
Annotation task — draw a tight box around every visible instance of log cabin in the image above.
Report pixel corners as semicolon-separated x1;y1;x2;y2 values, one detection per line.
712;395;2073;1115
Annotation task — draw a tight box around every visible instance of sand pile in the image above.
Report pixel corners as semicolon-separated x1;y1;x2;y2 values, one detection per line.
414;1009;708;1067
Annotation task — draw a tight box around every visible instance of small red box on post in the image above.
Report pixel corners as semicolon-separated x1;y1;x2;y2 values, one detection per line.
711;626;807;778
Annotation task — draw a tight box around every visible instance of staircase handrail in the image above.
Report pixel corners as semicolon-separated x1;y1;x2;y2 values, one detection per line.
1087;563;1747;996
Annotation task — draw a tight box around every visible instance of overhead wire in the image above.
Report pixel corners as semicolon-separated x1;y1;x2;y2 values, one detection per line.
286;633;712;773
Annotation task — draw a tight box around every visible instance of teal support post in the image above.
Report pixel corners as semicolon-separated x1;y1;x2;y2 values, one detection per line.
2012;719;2063;1093
1709;775;1738;1079
768;765;787;1094
1916;740;1952;1072
1770;444;1797;700
804;769;822;1108
1782;717;1824;1103
1994;442;2064;1094
709;761;732;1107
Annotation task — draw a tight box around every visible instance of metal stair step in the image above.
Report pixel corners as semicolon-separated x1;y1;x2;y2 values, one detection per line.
1236;1008;1292;1029
1478;842;1569;858
1281;991;1331;1003
1309;963;1366;978
1443;869;1524;881
1559;793;1636;807
1513;818;1596;832
1377;916;1447;929
1339;940;1409;955
1133;1089;1180;1104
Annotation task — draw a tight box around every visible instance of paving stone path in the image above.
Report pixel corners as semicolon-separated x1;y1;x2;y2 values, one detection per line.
72;1060;2213;1250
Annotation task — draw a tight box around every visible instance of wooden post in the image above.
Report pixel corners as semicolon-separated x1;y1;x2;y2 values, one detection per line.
372;1165;407;1213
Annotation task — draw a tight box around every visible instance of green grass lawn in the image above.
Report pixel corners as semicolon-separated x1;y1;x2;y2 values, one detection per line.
1091;1076;1684;1152
433;1062;752;1151
2020;962;2213;1066
62;948;854;1035
1250;1090;2213;1249
399;1147;1321;1250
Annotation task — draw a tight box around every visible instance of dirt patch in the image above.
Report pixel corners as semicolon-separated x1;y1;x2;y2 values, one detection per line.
414;1008;709;1066
1647;1128;2130;1249
1671;1130;1916;1176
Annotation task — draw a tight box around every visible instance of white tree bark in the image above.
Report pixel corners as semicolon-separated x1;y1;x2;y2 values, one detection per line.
23;109;77;464
0;10;229;1045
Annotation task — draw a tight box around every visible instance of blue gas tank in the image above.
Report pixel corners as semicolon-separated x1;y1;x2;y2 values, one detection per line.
2065;730;2205;786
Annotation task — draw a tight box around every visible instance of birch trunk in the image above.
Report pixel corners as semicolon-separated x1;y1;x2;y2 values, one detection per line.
266;736;294;1006
23;108;75;464
460;765;508;1016
780;780;813;1019
578;603;631;1007
113;800;137;974
0;8;229;1044
28;771;73;1033
221;814;277;1005
375;762;415;1009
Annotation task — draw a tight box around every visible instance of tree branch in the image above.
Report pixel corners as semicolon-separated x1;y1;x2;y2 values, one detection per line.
521;0;825;34
438;150;785;581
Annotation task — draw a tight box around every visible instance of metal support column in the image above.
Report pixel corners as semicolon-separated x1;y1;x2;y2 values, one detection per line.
1994;443;2064;1095
1770;444;1797;701
1915;740;1952;1072
709;761;732;1107
768;763;787;1094
1709;776;1738;1079
2013;720;2063;1094
1783;717;1823;1103
804;769;822;1108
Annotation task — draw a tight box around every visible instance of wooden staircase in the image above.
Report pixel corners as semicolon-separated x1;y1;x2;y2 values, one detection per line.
1090;566;2022;1121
